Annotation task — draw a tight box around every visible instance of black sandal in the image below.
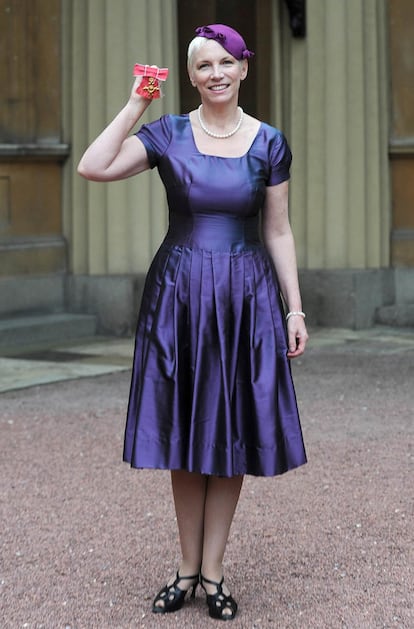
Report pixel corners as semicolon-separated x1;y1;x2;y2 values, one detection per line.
152;571;199;614
200;573;238;621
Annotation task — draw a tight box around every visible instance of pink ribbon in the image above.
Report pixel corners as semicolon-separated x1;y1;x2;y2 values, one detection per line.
133;64;169;81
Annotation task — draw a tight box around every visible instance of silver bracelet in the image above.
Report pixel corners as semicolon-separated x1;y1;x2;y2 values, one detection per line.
286;311;306;321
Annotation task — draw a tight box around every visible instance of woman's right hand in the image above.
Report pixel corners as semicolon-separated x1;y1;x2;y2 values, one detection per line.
129;65;165;105
129;75;146;104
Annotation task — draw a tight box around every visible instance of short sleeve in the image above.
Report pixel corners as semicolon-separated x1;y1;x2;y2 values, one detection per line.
267;130;292;186
135;114;172;169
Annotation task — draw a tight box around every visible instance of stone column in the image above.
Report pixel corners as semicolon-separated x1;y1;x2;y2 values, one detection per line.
62;0;179;276
272;0;390;271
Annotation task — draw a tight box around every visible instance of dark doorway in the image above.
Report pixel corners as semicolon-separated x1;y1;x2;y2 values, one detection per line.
177;0;272;120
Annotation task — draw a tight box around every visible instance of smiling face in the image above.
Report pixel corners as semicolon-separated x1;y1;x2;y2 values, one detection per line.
188;39;248;104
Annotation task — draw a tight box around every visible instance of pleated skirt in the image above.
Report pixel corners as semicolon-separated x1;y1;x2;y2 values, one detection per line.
123;213;306;477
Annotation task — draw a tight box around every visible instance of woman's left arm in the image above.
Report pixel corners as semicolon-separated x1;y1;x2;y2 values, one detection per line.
262;181;309;358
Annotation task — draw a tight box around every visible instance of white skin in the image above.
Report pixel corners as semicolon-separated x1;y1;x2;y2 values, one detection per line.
78;38;308;614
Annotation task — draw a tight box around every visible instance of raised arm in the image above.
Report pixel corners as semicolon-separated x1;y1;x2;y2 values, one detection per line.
262;181;308;358
77;76;153;182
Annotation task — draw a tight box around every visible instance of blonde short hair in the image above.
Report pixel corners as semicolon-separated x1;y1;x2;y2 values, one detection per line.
187;36;244;72
187;37;209;71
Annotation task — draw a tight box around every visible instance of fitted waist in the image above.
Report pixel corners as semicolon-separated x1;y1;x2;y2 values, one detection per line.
164;212;261;251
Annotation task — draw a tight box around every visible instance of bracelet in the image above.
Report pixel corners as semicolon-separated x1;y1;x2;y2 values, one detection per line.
286;311;306;321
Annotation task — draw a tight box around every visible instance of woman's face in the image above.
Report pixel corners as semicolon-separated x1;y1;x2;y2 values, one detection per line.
188;39;248;104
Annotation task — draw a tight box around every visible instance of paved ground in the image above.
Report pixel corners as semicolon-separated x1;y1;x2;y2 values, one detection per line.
0;327;413;629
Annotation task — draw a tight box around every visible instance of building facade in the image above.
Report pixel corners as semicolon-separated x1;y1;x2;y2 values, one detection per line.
0;0;413;333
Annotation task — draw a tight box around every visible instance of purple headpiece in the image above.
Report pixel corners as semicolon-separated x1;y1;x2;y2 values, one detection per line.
195;24;255;60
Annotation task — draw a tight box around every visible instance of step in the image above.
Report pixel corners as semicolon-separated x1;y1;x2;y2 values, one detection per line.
375;304;414;327
0;313;97;351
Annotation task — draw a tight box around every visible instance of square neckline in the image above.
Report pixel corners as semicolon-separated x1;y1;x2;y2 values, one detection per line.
186;113;263;159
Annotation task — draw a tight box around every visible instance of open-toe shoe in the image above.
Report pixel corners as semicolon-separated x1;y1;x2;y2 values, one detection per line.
152;571;199;614
200;573;238;621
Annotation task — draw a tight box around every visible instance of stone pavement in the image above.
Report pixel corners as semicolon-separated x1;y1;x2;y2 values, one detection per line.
0;326;413;394
0;327;413;628
0;337;134;394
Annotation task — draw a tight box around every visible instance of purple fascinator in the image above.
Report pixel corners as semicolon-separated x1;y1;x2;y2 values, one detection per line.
195;24;255;60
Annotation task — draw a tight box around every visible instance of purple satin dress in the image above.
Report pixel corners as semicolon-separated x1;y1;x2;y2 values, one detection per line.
123;114;307;477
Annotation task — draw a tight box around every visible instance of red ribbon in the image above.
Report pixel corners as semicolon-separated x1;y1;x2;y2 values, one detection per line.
133;64;169;81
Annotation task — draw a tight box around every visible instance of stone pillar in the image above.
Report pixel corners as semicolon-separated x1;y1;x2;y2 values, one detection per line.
272;0;390;271
62;0;179;276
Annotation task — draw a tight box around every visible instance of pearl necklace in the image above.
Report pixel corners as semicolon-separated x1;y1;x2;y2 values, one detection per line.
197;105;244;139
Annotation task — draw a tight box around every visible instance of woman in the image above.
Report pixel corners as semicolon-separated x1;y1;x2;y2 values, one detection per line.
78;24;308;622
